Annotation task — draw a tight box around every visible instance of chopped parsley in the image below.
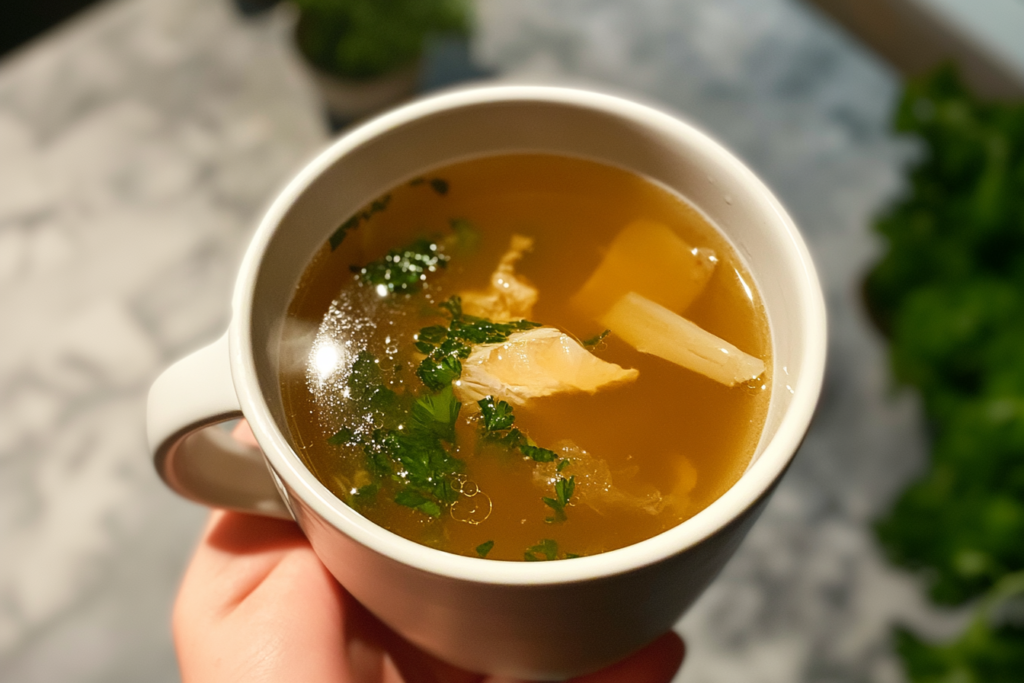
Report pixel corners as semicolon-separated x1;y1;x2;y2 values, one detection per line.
543;475;575;523
325;351;463;517
408;177;450;196
328;194;391;250
388;388;463;508
351;483;379;506
478;396;515;431
475;540;495;558
394;489;442;518
524;539;560;561
409;385;461;442
582;329;611;348
474;396;528;450
521;444;558;463
327;427;355;446
447;218;481;255
417;353;464;392
352;238;449;295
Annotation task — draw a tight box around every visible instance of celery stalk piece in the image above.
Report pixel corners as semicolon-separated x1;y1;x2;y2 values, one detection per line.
600;292;764;386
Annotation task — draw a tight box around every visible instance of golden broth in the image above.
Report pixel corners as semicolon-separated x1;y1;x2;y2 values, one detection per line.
280;154;771;561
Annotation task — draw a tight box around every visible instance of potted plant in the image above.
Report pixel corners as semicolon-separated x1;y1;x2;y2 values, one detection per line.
292;0;471;126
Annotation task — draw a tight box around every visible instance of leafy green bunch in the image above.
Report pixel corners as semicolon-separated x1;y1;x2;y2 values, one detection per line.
866;67;1024;679
292;0;470;79
868;67;1024;605
895;573;1024;683
329;350;463;518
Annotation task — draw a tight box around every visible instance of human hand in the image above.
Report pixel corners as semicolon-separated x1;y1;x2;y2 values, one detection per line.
173;425;685;683
174;511;684;683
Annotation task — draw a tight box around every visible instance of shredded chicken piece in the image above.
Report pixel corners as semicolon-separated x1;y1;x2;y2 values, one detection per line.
460;234;538;321
455;327;638;407
532;441;671;516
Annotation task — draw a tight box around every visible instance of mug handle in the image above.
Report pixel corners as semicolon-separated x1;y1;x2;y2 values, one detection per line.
147;333;292;519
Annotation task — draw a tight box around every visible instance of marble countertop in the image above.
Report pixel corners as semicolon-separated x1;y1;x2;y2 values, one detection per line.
0;0;964;681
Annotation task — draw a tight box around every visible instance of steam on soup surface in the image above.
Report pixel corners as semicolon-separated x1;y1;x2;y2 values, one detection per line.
280;154;771;561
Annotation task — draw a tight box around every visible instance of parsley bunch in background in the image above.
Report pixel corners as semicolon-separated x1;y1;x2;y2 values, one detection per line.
292;0;469;80
865;67;1024;681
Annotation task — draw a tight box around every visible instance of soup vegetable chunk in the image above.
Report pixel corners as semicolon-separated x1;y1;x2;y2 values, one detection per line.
280;154;771;561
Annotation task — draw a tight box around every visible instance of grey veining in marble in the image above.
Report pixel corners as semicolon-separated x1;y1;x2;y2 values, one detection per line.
0;1;326;681
0;0;966;681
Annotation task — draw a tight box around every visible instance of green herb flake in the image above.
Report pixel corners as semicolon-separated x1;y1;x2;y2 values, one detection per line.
447;218;481;255
409;385;461;443
417;325;448;344
478;396;516;431
346;351;398;419
475;540;495;558
352;483;379;506
542;497;567;523
544;475;575;523
328;194;391;250
329;215;359;250
495;427;525;449
524;539;559;562
429;178;449;195
355;238;449;294
394;489;442;518
439;295;462;319
416;354;462;391
362;429;396;478
557;476;576;505
328;427;356;446
582;329;611;348
522;444;558;463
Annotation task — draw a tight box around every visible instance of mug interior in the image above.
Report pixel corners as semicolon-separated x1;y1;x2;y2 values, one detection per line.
234;86;824;583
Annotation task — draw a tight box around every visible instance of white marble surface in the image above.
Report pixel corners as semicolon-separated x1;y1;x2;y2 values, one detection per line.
0;0;963;681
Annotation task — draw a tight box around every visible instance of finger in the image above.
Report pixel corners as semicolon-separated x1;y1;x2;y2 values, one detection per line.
482;632;684;683
178;509;310;618
568;632;685;683
174;511;351;683
340;592;484;683
231;420;259;448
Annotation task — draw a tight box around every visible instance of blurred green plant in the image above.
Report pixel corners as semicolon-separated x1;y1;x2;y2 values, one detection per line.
292;0;470;79
867;66;1024;605
895;572;1024;683
866;66;1024;681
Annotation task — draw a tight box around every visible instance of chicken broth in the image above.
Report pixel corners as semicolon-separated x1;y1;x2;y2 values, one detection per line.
280;154;771;561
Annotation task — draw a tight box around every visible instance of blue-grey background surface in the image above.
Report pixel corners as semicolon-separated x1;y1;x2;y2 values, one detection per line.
0;0;968;681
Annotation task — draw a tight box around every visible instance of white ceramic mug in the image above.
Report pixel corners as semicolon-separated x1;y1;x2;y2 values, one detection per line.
148;85;826;680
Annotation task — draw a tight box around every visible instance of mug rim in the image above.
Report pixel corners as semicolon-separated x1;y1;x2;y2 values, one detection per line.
230;85;826;586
